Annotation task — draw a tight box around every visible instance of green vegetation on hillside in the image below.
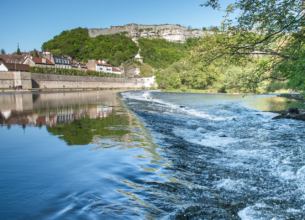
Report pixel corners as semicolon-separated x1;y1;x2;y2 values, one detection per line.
139;63;154;77
138;38;200;69
42;27;138;66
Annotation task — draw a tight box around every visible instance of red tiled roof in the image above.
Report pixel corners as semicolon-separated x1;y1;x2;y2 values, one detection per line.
112;67;121;72
32;57;54;65
95;61;112;66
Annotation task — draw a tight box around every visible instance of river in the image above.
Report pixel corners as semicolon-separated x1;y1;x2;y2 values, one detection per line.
0;90;304;219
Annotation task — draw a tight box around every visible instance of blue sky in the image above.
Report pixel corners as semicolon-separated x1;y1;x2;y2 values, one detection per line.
0;0;236;54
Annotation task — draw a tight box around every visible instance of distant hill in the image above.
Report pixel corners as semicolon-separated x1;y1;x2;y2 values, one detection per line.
42;27;138;66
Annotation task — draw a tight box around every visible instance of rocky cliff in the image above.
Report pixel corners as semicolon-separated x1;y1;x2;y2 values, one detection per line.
89;23;215;42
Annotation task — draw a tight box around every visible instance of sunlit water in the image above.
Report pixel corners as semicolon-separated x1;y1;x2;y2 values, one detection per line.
0;90;304;219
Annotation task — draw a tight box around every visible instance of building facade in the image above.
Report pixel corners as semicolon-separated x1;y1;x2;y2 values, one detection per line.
52;55;72;69
86;60;121;74
0;62;30;72
23;57;54;68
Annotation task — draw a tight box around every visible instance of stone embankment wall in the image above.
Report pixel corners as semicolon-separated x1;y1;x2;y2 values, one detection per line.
0;72;156;89
0;71;32;88
31;73;146;89
89;23;215;42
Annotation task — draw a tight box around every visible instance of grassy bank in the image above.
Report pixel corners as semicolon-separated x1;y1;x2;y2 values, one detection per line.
160;88;297;95
161;88;212;93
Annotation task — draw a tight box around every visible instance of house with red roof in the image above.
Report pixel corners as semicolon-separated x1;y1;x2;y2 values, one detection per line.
22;57;54;68
86;60;121;74
0;62;30;72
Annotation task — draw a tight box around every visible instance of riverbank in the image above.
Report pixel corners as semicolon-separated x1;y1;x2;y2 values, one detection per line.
0;87;143;94
270;93;305;121
277;93;304;101
160;88;292;95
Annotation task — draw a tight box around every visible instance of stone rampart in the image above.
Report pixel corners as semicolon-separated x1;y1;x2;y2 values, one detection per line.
0;72;151;89
31;73;146;89
0;71;32;88
88;23;216;42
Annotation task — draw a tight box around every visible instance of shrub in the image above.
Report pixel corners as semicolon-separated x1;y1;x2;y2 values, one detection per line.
28;66;122;78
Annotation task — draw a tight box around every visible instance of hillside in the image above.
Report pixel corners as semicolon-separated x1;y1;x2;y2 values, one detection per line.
42;27;138;66
138;37;201;69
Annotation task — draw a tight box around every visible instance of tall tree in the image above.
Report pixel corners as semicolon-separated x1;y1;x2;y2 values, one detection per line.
1;49;5;54
199;0;305;92
16;45;21;55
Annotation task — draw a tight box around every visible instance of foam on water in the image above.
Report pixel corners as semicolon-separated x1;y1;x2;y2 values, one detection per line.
121;91;305;219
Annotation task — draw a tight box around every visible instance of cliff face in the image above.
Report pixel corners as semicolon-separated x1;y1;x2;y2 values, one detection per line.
89;23;215;42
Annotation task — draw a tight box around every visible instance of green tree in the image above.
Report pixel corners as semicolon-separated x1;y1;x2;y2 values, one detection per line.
138;38;197;69
1;49;5;54
42;27;138;66
16;46;21;55
202;27;207;31
200;0;305;93
33;48;39;57
139;63;154;77
208;26;219;31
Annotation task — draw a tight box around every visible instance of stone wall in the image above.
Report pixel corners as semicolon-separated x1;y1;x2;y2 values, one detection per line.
89;23;215;42
0;71;32;88
0;72;154;89
31;73;147;88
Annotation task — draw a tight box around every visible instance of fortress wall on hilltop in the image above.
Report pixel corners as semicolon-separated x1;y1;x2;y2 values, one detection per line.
88;24;188;38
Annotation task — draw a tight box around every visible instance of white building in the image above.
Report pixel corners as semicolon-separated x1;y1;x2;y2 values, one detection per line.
86;60;121;74
134;76;157;88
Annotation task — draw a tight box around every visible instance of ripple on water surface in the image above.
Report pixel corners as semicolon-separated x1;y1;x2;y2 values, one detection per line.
121;90;305;219
1;90;305;219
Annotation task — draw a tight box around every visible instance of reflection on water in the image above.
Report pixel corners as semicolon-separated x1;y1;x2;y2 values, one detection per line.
1;91;305;219
0;90;171;220
0;92;129;146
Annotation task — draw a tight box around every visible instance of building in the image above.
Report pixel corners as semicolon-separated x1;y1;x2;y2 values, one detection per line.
52;55;72;69
0;62;30;72
23;57;54;68
135;53;143;64
41;50;72;69
86;60;121;74
112;67;121;74
0;54;26;64
134;76;157;88
71;60;87;70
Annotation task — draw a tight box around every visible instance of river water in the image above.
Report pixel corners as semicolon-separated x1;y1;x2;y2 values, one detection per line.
0;90;304;219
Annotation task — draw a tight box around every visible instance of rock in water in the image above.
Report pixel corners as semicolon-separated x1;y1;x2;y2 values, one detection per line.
289;107;299;114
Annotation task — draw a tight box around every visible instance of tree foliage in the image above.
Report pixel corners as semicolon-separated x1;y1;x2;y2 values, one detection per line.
139;63;154;77
1;49;5;54
29;66;121;78
138;37;201;69
156;57;223;90
42;27;138;66
16;47;21;55
200;0;305;93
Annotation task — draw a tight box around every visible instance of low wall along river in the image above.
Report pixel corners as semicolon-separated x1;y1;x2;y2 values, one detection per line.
0;71;155;89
